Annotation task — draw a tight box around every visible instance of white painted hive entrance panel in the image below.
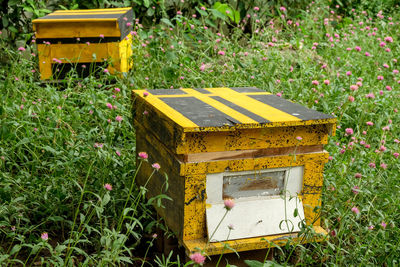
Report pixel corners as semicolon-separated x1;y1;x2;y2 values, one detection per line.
206;167;305;242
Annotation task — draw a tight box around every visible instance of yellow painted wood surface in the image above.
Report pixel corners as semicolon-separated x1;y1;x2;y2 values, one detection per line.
37;44;52;80
51;7;132;13
183;226;328;256
183;174;207;240
51;43;110;62
179;124;332;154
34;21;120;39
46;11;127;16
106;42;121;74
37;35;132;79
119;34;133;73
136;127;328;243
181;152;328;241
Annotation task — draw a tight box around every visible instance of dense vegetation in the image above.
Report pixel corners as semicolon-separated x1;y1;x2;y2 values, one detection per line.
0;0;399;265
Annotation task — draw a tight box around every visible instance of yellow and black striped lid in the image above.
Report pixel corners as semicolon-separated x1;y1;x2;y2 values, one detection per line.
33;8;133;40
132;87;336;132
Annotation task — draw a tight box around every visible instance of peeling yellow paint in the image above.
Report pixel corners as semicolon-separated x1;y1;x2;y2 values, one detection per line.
36;35;132;80
183;226;328;256
181;152;328;241
133;87;336;256
33;8;133;80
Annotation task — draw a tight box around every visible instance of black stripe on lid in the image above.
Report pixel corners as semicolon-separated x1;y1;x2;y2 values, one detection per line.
230;87;263;93
148;89;187;95
193;88;211;94
36;37;121;44
117;8;133;40
248;94;334;121
36;8;133;39
160;97;241;127
39;13;123;19
210;96;270;123
53;9;129;14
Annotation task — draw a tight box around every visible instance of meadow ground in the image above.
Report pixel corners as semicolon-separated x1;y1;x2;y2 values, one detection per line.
0;1;399;266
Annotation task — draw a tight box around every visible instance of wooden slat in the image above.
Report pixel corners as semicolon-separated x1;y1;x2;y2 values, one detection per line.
179;125;330;154
33;18;118;23
46;12;126;16
49;43;110;62
183;226;328;256
53;8;131;13
33;21;119;38
118;33;133;72
136;124;185;239
181;145;324;162
37;44;52;80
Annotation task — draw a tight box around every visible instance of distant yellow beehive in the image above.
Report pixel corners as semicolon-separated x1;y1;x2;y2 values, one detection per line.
132;87;336;256
33;8;133;80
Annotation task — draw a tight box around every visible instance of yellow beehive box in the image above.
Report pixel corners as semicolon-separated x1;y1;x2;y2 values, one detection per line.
32;8;133;80
132;87;336;256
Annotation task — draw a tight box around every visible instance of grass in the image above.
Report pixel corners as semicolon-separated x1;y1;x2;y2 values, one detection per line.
0;0;399;265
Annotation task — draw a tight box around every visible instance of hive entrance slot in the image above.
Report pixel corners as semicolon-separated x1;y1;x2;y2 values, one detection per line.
206;167;305;242
222;170;286;199
51;62;108;79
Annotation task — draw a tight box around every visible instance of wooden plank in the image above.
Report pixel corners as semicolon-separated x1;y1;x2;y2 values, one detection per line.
33;18;118;23
136;123;183;187
182;174;208;241
179;124;331;154
183;225;328;256
132;93;187;155
47;11;127;16
52;8;132;13
34;21;119;38
37;44;52;80
118;34;132;73
182;144;323;162
136;125;185;239
107;42;120;74
49;43;110;63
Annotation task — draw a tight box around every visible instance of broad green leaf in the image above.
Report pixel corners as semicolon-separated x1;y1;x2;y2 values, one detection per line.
1;17;9;28
160;18;174;28
10;244;21;256
146;7;155;17
195;6;208;16
233;10;240;24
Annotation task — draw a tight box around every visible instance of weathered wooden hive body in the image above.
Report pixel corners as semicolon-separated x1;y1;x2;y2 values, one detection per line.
132;87;336;255
33;8;133;80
